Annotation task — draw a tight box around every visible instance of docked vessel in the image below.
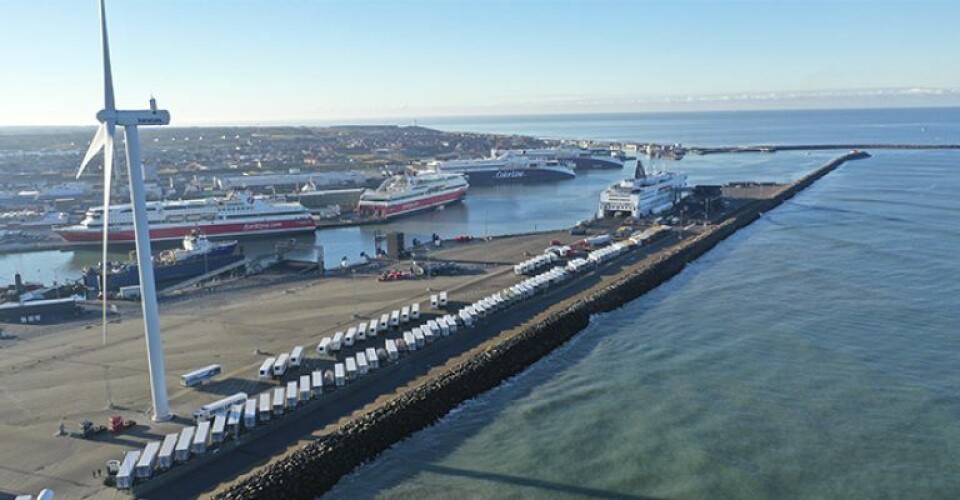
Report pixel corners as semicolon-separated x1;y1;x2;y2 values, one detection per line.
430;151;575;185
83;231;244;292
356;172;468;219
597;161;687;218
495;147;627;170
54;195;315;243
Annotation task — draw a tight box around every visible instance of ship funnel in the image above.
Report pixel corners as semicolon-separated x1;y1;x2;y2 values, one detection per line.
634;159;647;180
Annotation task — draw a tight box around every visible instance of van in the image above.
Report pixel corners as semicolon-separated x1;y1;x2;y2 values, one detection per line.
365;347;379;370
157;433;178;470
344;327;357;347
401;306;410;324
379;313;390;331
136;441;160;478
311;370;324;396
345;358;357;380
356;352;369;375
445;315;458;333
390;310;400;327
244;399;257;430
334;363;346;386
258;393;271;422
192;420;211;455
286;381;298;409
403;331;417;351
272;387;285;415
289;346;304;368
174;426;194;463
357;322;367;341
331;331;344;351
317;337;332;355
385;339;399;361
272;353;290;377
369;319;380;337
412;328;426;348
430;294;438;308
438;318;450;336
115;450;141;489
438;291;448;308
411;302;420;320
299;375;312;401
258;357;276;380
211;414;227;444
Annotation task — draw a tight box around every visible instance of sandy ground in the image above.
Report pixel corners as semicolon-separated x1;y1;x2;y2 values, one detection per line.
0;228;600;499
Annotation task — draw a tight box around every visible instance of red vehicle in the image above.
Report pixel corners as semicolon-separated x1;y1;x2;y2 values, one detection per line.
107;415;136;434
454;235;474;242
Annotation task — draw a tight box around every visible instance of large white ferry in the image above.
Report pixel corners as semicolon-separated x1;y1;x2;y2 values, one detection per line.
598;161;687;218
357;172;468;219
495;147;627;170
430;151;575;185
55;195;315;243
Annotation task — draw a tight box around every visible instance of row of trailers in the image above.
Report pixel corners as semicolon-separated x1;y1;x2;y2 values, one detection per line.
315;293;447;356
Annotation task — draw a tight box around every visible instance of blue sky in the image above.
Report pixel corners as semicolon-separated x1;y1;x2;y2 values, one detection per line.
1;0;958;125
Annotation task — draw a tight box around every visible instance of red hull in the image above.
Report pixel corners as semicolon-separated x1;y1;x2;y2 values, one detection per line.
55;218;316;243
358;188;466;219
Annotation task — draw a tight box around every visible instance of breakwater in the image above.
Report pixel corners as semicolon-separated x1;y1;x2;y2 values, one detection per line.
688;144;954;154
212;151;870;499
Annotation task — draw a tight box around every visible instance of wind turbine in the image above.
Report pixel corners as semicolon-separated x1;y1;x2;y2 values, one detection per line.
78;0;172;422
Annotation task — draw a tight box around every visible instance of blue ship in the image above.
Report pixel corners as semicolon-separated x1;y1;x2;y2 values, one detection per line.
84;231;242;292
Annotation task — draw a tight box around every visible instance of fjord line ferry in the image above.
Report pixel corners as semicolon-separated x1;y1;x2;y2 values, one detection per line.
356;172;468;219
54;195;316;243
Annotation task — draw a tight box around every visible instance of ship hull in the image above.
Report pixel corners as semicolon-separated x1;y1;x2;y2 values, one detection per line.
446;168;575;185
55;217;316;244
358;187;467;220
569;157;624;170
86;253;245;291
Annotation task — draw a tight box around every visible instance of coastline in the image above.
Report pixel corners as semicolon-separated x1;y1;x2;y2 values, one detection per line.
210;151;870;499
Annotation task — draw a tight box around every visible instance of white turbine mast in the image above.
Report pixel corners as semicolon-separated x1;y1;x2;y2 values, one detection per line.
77;0;173;422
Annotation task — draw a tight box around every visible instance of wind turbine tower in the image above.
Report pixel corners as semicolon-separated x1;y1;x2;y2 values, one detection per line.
78;0;173;421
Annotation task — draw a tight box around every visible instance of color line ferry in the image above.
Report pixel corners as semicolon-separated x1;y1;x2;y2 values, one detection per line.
430;151;575;185
54;195;315;243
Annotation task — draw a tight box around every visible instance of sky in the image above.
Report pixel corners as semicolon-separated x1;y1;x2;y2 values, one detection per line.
1;0;958;126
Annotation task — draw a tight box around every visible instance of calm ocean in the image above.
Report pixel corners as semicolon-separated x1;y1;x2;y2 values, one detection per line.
323;108;960;499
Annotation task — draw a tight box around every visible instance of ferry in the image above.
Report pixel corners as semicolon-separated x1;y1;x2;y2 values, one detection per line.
54;195;315;243
495;147;627;170
83;230;243;292
357;172;468;219
430;151;575;185
597;161;687;218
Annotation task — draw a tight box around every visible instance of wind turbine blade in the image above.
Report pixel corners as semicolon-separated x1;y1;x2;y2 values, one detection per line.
77;123;107;179
99;0;115;111
100;123;115;345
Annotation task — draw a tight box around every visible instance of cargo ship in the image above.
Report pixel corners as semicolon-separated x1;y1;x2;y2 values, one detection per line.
597;161;687;218
495;147;627;170
83;231;244;292
429;151;575;185
54;195;315;243
356;172;468;219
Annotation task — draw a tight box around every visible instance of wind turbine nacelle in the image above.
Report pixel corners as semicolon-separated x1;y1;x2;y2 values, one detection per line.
115;109;171;126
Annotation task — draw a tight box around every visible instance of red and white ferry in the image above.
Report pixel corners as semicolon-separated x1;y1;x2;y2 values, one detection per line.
356;172;468;219
54;195;316;243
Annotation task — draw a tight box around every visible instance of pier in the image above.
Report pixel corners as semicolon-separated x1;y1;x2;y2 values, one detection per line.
210;152;869;499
